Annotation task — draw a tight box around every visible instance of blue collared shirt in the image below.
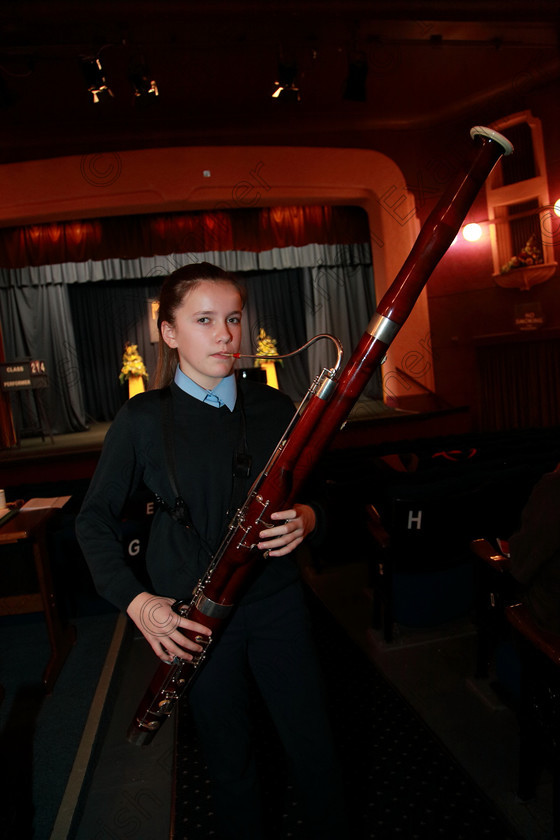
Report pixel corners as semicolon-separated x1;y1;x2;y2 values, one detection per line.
174;365;237;412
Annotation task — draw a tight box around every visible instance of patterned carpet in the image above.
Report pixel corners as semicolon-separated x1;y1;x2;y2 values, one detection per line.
172;592;522;840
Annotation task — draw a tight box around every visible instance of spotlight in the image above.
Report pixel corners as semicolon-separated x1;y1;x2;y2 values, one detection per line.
272;62;300;102
343;52;368;102
80;56;114;103
129;60;159;100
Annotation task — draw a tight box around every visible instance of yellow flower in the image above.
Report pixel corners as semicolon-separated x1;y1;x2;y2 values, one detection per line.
119;342;149;384
254;328;281;368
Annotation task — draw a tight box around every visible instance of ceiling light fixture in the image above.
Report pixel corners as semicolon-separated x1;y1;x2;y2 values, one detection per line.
129;59;159;100
80;56;114;104
272;62;300;102
0;76;16;108
343;51;368;102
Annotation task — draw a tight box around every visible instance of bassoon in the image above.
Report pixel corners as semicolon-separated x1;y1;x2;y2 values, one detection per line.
127;126;513;745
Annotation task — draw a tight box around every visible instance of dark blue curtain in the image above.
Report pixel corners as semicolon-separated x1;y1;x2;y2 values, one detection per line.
67;280;161;422
0;284;87;435
241;268;311;402
1;248;378;433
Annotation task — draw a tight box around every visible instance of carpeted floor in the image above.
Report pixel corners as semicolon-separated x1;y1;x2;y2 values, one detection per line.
172;591;522;840
0;610;119;840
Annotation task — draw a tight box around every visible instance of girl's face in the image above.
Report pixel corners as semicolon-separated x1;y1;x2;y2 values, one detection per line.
161;280;243;390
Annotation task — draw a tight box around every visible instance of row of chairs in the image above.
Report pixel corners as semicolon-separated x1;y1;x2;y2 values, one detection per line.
472;538;560;837
365;494;560;838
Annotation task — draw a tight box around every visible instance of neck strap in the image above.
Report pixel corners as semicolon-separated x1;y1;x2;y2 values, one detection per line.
157;385;252;535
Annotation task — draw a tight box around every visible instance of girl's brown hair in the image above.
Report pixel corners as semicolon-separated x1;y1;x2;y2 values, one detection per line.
154;262;247;388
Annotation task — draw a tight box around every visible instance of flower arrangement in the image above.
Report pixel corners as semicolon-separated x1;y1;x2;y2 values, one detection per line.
254;328;282;368
500;233;543;275
119;342;149;384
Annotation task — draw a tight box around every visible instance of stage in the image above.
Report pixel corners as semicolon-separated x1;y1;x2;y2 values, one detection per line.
0;422;111;491
0;401;473;494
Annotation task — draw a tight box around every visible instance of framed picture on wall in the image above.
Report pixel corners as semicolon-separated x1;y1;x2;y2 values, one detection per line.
147;299;159;343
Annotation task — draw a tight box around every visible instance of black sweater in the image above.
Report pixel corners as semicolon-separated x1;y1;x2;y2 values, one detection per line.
76;380;303;613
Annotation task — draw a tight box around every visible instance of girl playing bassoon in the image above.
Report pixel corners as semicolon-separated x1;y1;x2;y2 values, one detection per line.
76;262;347;839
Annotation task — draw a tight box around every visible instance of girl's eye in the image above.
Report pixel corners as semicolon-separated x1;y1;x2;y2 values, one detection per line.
228;316;240;324
198;317;210;324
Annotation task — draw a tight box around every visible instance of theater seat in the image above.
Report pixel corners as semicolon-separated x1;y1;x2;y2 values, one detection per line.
365;504;393;641
505;603;560;838
470;538;519;678
365;484;479;642
470;538;560;836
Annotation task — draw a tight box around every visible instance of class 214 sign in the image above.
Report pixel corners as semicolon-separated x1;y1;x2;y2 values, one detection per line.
0;359;48;391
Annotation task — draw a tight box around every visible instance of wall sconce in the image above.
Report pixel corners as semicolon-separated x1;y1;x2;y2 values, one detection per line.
462;223;483;242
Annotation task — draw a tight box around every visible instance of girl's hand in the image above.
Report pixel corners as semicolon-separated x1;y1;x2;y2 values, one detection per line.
257;503;316;557
127;592;212;663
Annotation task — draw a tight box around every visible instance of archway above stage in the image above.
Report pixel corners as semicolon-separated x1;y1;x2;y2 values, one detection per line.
0;145;433;403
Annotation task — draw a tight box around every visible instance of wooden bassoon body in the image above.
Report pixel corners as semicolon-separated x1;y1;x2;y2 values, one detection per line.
127;126;513;745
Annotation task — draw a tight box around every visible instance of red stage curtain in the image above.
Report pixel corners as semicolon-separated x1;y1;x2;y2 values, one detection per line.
0;205;369;269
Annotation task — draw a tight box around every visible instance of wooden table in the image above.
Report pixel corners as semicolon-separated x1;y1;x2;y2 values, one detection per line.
0;506;76;692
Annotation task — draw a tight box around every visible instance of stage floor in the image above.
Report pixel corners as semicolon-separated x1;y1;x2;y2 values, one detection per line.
0;422;110;462
0;400;472;493
0;422;111;490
